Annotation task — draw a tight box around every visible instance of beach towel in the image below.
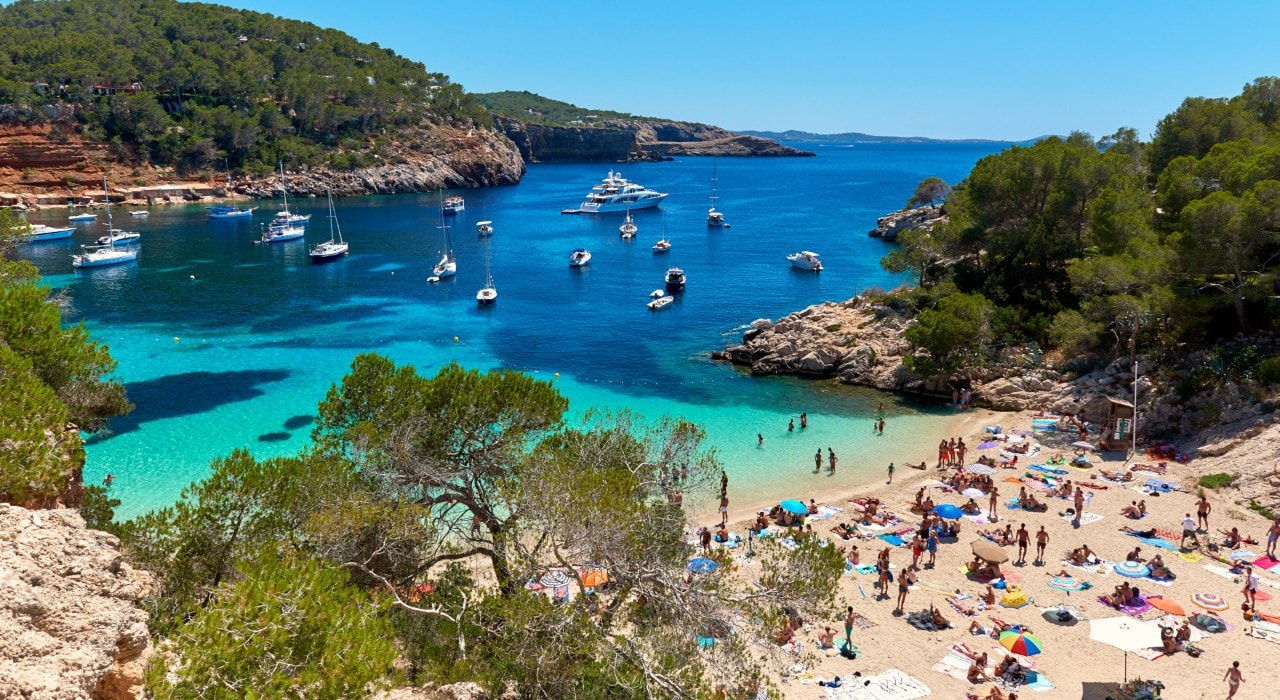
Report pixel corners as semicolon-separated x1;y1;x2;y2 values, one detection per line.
1130;647;1164;661
1062;559;1112;576
1178;552;1203;562
1254;556;1280;571
1022;670;1055;692
1154;528;1183;541
1250;622;1280;645
1099;595;1153;618
877;533;906;547
810;505;843;521
824;669;929;700
930;654;973;683
1029;464;1068;476
968;515;989;524
978;440;999;449
1139;574;1175;588
1062;511;1104;526
852;564;879;575
1137;536;1179;551
778;537;800;551
912;578;954;596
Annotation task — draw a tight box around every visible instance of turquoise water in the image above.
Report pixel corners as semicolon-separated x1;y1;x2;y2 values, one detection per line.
17;142;1007;517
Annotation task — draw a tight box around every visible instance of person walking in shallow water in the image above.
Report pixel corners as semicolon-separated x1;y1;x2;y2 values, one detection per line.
800;412;807;429
788;418;794;432
829;450;838;476
815;449;823;473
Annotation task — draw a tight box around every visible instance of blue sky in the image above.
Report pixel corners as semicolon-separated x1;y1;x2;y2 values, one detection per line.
188;1;1276;139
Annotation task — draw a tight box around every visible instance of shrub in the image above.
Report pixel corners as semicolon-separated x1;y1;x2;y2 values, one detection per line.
1198;473;1234;489
1257;356;1280;386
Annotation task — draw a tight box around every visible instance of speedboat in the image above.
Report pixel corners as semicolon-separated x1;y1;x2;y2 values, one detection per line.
20;224;74;242
443;196;465;214
68;211;97;223
476;220;493;236
566;171;667;214
650;289;665;299
569;248;592;267
259;223;305;243
97;230;141;246
130;210;149;218
652;238;671;253
208;205;255;219
788;251;823;271
309;190;348;263
664;267;686;292
648;295;674;311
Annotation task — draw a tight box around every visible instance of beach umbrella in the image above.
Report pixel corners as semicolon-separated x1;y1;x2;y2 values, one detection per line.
1191;592;1229;611
687;557;718;574
967;464;996;475
540;570;570;588
971;539;1009;564
1089;617;1164;682
1228;550;1257;561
933;504;963;520
962;488;985;498
977;440;999;450
1042;604;1087;625
1046;575;1087;592
1146;596;1186;616
1113;561;1150;578
779;499;807;516
999;630;1043;656
1071;441;1098;451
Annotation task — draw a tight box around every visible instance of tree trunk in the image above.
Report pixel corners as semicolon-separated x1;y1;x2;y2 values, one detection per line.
489;528;518;596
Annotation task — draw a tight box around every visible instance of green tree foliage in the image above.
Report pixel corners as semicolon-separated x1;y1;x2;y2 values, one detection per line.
475;90;644;126
0;0;489;172
905;176;950;208
147;551;397;699
903;292;992;375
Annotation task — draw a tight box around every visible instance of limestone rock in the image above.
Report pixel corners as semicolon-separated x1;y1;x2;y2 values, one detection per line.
868;204;946;240
0;504;153;700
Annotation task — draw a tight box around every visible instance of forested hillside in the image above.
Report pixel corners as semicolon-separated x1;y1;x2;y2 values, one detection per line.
476;90;646;126
886;78;1280;389
0;0;488;175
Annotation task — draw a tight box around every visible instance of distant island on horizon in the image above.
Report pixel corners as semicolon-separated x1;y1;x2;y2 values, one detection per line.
737;129;1048;145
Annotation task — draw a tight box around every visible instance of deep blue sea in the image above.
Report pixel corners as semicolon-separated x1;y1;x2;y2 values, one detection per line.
17;142;1008;517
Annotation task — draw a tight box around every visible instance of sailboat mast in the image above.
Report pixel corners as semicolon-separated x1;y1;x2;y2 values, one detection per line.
279;163;290;214
103;176;114;251
710;161;718;207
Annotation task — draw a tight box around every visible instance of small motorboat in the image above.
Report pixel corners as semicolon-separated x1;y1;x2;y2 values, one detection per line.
664;267;686;292
443;195;465;214
652;238;671;253
476;220;493;236
788;251;823;271
569;248;592;267
648;295;674;310
19;224;74;242
650;289;665;299
97;230;141;246
68;212;97;223
207;205;255;219
426;275;441;284
129;210;149;218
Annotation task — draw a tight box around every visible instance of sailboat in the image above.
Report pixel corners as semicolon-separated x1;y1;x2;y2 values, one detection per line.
208;160;255;218
72;177;138;269
476;235;497;305
309;190;349;263
270;163;311;229
432;193;457;279
707;160;727;228
620;205;637;239
652;211;671;252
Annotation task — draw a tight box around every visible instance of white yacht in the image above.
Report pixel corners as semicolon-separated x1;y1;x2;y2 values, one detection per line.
476;220;493;236
20;224;74;242
73;178;138;269
664;267;686;292
269;163;311;229
443;196;465;215
97;229;141;246
788;251;823;271
130;210;149;218
568;248;592;267
620;209;637;238
432;197;457;278
259;223;305;243
309;190;349;263
708;161;727;228
477;235;496;305
566;171;667;214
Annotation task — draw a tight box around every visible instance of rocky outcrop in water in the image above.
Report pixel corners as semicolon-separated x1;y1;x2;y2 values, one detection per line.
0;504;153;700
868;204;946;240
494;116;813;163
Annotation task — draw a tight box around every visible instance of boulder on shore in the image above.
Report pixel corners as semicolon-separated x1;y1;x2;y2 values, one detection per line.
868;204;946;240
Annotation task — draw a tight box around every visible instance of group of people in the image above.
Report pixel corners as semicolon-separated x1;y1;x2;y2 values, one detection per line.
937;437;969;468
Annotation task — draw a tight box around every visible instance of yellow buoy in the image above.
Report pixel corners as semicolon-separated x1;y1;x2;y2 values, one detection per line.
554;373;560;378
453;336;459;343
173;337;180;343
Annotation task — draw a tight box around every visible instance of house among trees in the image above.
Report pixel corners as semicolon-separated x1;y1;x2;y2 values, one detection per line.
90;82;143;96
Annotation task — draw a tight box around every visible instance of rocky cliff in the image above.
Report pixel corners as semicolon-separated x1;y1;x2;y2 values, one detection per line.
494;116;813;163
0;504;153;700
868;204;946;240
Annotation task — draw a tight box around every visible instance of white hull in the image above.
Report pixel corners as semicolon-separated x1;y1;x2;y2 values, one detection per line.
262;226;305;243
68;214;97;222
477;288;497;304
652;239;670;253
476;221;493;236
73;248;137;268
97;231;141;246
788;252;823;271
648;296;673;310
576;195;665;214
433;256;457;278
22;225;74;242
310;241;349;262
130;211;149;217
569;250;592;267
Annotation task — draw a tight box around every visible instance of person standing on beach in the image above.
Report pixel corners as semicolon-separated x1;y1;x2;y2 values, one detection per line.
1182;513;1201;548
829;450;838;476
700;526;712;554
988;487;1000;522
1244;565;1259;606
844;605;857;645
1015;524;1030;564
1224;660;1244;699
719;493;729;527
815;449;823;473
1073;488;1085;525
1198;496;1212;532
938;439;948;468
926;527;939;566
957;438;967;465
1267;518;1280;559
895;565;914;612
1035;526;1048;564
886;462;895;484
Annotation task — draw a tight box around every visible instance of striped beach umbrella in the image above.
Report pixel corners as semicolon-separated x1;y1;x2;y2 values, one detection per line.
967;464;996;475
1047;575;1087;592
1191;592;1229;611
540;570;570;587
1114;561;1150;578
999;630;1044;656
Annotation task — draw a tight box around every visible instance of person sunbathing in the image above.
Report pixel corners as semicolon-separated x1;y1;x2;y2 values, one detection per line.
754;513;770;533
979;584;996;606
962;498;982;514
968;660;993;684
1149;554;1175;580
773;619;794;645
1221;528;1259;548
831;522;855;540
1100;470;1133;482
1122;526;1158;538
997;656;1027;684
948;596;978;617
929;604;951;629
968;619;993;636
1019;494;1046;511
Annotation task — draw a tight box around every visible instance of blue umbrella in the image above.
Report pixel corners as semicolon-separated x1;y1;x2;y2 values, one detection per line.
687;557;718;574
779;499;807;515
1114;561;1150;578
933;504;963;520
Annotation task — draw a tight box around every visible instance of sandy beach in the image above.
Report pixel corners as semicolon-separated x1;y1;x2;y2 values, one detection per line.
712;408;1278;700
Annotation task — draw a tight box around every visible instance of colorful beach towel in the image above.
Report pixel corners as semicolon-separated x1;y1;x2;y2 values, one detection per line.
877;533;906;547
1099;594;1153;618
1136;536;1179;551
1254;556;1280;571
1178;552;1203;562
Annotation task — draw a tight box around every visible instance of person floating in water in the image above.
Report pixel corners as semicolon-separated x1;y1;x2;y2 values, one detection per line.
788;419;794;432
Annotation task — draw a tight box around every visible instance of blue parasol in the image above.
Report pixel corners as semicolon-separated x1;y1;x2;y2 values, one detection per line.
779;499;808;515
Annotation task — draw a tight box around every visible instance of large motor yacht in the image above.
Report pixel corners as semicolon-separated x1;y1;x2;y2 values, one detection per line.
565;171;667;214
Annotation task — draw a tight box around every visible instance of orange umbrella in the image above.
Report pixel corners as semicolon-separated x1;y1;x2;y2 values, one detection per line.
1146;596;1186;616
580;570;609;588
